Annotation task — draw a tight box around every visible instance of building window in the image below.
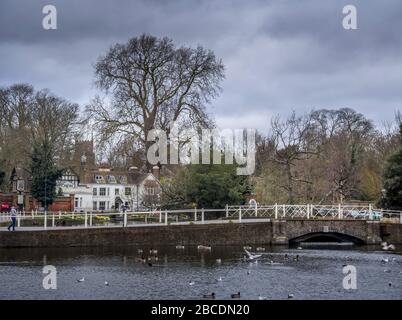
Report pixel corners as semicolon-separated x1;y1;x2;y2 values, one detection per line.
95;175;104;183
125;187;131;196
93;201;97;210
115;188;119;195
93;188;97;196
100;188;106;196
75;198;79;208
99;201;106;211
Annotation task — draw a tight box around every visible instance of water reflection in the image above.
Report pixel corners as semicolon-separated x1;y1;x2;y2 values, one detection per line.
0;245;401;300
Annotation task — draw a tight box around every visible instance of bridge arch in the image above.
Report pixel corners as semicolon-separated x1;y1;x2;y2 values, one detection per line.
289;232;365;245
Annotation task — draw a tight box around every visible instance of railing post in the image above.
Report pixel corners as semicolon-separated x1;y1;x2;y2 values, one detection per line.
44;211;47;229
225;204;229;218
239;207;242;223
52;213;55;227
194;208;197;222
124;211;127;227
159;209;162;223
72;211;74;219
400;212;402;224
201;208;204;224
369;204;373;220
338;204;341;219
58;211;61;220
17;215;21;228
165;210;168;225
90;211;93;227
307;204;310;219
145;213;148;224
31;210;34;219
282;204;286;218
275;203;278;219
84;211;88;228
255;203;258;217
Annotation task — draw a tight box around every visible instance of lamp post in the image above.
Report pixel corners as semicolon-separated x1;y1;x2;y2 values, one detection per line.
16;178;25;212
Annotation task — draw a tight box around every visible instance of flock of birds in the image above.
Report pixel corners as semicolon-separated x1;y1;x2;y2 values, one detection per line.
379;243;398;288
195;245;302;299
74;242;399;299
381;242;396;251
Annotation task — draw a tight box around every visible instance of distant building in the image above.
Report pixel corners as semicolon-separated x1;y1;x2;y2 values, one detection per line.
57;166;161;212
0;140;162;212
0;166;74;212
56;140;161;212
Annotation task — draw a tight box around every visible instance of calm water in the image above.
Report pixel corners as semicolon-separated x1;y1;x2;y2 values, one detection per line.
0;245;401;300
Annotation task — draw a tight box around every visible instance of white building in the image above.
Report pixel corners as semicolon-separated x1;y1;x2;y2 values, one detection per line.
57;166;161;212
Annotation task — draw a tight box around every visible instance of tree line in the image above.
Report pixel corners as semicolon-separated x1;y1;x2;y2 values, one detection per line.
254;109;401;207
0;84;79;208
0;34;400;210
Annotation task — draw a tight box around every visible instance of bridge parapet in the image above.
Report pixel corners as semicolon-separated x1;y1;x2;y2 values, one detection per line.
227;204;402;222
272;219;382;245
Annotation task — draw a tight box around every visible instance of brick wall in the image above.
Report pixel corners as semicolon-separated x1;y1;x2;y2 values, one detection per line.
0;219;399;248
0;193;74;212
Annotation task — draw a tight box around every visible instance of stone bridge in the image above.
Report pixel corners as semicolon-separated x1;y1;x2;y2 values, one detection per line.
271;219;382;245
1;218;399;248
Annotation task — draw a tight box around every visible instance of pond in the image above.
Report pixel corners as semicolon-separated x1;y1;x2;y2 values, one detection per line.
0;245;401;300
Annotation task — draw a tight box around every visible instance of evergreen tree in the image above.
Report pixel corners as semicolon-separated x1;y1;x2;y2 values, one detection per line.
30;141;63;210
186;164;251;208
0;167;5;190
162;163;252;209
380;123;402;210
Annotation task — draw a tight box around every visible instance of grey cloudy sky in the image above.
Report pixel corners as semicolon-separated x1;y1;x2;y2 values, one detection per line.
0;0;401;133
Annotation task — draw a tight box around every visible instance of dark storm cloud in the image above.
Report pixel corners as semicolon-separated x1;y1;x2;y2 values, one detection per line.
0;0;401;131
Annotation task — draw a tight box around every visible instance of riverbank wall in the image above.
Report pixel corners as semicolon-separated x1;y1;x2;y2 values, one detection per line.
1;220;401;248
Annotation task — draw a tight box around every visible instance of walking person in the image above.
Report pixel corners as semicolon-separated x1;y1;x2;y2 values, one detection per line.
121;205;127;227
7;206;17;231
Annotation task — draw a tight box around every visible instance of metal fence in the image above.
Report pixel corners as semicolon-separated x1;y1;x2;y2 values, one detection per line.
226;204;402;222
0;204;401;230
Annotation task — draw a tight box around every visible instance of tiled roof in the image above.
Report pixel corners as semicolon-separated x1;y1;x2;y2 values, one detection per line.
78;169;152;186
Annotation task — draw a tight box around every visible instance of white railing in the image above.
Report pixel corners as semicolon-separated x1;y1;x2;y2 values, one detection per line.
0;208;229;229
0;204;401;230
226;204;402;222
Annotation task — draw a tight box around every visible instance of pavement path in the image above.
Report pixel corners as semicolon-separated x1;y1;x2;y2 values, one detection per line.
0;218;272;232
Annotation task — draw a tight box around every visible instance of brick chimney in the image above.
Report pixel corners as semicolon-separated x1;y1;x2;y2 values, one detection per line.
152;166;160;179
128;166;138;173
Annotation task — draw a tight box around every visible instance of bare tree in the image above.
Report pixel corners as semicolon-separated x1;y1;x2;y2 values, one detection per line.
0;84;35;170
0;84;79;189
269;111;319;203
86;34;225;167
31;90;80;162
311;108;374;203
141;180;161;210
